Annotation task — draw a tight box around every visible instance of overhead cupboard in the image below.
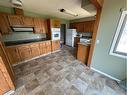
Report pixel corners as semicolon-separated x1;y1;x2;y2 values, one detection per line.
70;20;95;32
0;13;51;34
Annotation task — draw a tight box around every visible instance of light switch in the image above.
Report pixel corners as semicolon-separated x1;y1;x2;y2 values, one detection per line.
96;40;100;44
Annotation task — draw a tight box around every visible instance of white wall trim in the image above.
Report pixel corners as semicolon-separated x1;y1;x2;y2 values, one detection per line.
91;67;121;82
4;90;15;95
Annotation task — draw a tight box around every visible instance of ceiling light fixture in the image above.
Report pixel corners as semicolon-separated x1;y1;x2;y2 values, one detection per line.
11;0;23;7
59;9;78;17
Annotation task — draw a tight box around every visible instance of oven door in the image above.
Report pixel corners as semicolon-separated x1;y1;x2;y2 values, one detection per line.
51;31;60;40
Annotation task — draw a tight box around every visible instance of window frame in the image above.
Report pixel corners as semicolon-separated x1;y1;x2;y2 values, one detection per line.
109;11;127;59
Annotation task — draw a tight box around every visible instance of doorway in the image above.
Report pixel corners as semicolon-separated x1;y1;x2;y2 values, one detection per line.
60;24;66;45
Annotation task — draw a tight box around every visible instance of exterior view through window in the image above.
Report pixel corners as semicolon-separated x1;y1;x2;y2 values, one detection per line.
110;11;127;58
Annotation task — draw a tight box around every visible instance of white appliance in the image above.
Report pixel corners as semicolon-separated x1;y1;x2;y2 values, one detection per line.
51;28;60;41
66;29;77;47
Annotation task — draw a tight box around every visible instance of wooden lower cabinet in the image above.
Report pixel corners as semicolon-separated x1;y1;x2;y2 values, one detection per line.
18;45;32;61
6;47;21;64
6;41;53;64
45;41;51;54
77;44;90;65
0;56;14;95
51;40;60;52
74;37;80;47
30;43;40;58
39;42;46;54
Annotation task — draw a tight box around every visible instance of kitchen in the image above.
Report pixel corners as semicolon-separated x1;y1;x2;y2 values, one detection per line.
0;0;126;95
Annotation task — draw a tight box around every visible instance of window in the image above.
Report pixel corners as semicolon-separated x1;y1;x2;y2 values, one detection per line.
109;11;127;59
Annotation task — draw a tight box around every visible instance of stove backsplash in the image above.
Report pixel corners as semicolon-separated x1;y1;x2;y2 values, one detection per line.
77;32;93;37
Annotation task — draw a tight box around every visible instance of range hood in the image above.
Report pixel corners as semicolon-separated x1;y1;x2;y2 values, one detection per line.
81;0;96;15
11;26;34;32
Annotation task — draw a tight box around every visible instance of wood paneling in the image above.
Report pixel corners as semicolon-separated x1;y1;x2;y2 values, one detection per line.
0;13;11;34
77;44;90;65
0;56;14;95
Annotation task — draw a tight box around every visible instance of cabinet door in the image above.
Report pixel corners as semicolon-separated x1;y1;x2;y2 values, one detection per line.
30;43;40;58
18;45;31;61
8;15;23;26
45;41;51;53
6;47;21;64
0;42;14;81
84;21;95;32
0;57;14;95
50;19;60;28
52;40;60;51
39;42;46;55
76;22;84;32
0;13;11;34
33;18;45;33
77;44;90;65
22;16;34;26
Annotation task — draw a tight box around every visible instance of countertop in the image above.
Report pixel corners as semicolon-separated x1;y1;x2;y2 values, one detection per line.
78;42;91;46
4;38;50;47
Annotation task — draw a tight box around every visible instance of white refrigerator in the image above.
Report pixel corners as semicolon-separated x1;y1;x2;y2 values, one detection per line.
66;29;77;47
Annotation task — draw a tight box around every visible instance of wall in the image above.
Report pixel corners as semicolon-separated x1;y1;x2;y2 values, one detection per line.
91;0;127;80
0;6;69;42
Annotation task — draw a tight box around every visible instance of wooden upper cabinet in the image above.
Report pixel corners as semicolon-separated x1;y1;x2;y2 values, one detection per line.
0;13;11;34
50;19;60;28
84;21;95;32
6;47;21;64
70;20;95;32
76;22;84;32
8;15;23;26
22;16;34;26
33;18;47;33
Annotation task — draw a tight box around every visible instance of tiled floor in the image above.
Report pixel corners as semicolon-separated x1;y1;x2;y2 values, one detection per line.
12;46;126;95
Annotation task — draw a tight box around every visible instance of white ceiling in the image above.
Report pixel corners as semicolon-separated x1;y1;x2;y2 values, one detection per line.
0;0;95;20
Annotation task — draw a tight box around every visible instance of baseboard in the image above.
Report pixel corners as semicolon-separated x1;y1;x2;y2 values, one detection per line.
91;67;121;82
4;89;15;95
